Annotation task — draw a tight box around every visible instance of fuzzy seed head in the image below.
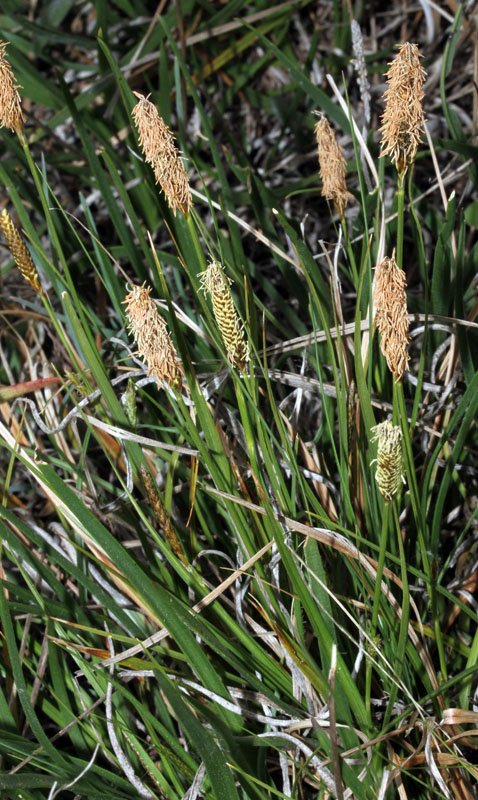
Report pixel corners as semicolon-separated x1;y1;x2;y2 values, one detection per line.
131;93;192;216
379;43;426;174
0;41;24;133
371;421;404;502
374;254;410;381
0;209;41;293
199;261;249;370
123;284;182;387
314;115;351;219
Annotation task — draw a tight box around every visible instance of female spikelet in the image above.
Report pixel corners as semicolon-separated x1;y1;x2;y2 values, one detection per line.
371;421;403;502
199;261;249;370
0;209;41;293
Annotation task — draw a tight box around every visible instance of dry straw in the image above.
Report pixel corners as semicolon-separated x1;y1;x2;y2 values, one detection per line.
131;92;192;216
0;41;24;134
371;421;403;502
0;209;42;293
199;260;249;370
123;284;182;387
314;114;350;219
379;43;426;174
374;253;410;381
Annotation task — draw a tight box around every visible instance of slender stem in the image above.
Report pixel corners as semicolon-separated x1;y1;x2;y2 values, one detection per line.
393;169;449;707
393;167;432;579
383;504;409;729
365;503;389;727
342;220;359;289
396;170;405;268
18;139;86;372
21;139;69;277
394;383;427;566
431;560;449;685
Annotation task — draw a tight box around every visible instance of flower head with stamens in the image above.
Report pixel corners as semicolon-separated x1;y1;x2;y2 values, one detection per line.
379;43;426;174
374;253;410;381
314;114;351;219
123;284;182;388
131;93;192;216
0;41;24;134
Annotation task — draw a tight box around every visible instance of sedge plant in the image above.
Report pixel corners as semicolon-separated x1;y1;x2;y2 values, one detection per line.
0;7;476;800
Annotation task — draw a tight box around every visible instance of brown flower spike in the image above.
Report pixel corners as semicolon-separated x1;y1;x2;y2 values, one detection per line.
379;43;426;174
371;421;403;502
374;254;410;381
131;93;192;216
0;209;42;293
123;284;182;387
141;466;187;564
199;261;249;370
0;41;24;134
314;115;350;219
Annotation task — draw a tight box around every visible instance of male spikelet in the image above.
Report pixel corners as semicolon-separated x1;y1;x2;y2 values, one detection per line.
123;284;182;387
374;254;409;381
314;114;351;219
199;261;249;370
0;41;24;134
131;93;192;216
371;421;403;502
0;209;42;293
379;43;426;174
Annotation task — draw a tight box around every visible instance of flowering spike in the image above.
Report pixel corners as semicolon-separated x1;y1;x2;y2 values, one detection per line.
0;41;24;134
379;43;426;174
314;114;351;219
371;421;404;502
141;466;187;564
123;284;182;388
199;261;249;371
374;253;410;381
351;20;371;125
0;209;42;293
131;93;192;216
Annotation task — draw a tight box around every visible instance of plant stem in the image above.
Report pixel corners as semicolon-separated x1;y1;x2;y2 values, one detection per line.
396;170;405;268
342;220;359;289
365;502;389;727
383;504;409;729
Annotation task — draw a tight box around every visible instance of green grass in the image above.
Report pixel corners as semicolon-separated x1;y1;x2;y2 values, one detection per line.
0;2;477;798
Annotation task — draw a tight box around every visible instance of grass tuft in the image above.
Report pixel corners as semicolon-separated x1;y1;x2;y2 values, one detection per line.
0;4;477;799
